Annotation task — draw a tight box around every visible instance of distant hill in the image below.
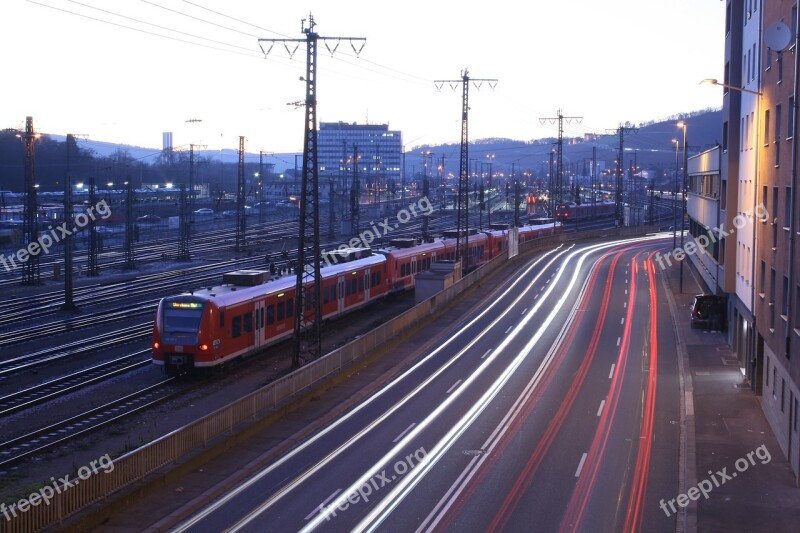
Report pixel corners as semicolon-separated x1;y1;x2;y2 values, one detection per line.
408;108;722;182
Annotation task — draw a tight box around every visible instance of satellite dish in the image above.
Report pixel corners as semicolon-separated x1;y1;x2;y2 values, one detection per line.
765;21;792;51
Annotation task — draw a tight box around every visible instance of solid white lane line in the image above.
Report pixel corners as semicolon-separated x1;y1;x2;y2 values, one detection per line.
306;489;342;520
575;453;588;477
597;399;606;417
609;363;616;378
393;423;416;443
446;380;462;394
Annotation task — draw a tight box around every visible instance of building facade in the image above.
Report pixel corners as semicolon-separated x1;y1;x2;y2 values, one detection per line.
754;0;800;478
686;146;724;293
317;122;403;202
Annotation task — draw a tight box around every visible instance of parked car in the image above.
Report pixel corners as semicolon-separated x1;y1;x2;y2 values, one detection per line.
690;294;726;331
136;214;161;223
193;208;215;215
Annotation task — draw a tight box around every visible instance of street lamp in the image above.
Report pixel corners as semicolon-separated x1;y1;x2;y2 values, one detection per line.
677;121;688;293
700;78;763;96
486;153;495;225
672;138;679;250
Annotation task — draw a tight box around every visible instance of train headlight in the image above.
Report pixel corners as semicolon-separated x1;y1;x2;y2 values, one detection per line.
153;342;160;349
199;344;209;351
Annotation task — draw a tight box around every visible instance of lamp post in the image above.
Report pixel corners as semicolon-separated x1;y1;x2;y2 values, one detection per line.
486;153;495;226
672;138;679;250
678;121;688;293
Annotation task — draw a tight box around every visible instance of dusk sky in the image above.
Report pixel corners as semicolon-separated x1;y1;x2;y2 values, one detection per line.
4;0;724;154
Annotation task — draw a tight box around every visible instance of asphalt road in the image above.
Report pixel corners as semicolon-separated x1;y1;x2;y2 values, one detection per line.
169;235;681;532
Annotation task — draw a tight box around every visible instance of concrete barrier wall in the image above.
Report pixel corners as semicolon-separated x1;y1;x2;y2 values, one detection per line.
1;226;658;532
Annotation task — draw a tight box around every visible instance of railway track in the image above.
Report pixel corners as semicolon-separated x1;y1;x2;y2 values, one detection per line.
0;322;152;374
0;350;151;417
0;379;177;470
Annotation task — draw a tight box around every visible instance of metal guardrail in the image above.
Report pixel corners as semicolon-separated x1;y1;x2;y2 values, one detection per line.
2;227;658;532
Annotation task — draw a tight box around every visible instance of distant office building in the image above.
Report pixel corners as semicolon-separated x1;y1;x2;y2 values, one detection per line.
317;122;402;200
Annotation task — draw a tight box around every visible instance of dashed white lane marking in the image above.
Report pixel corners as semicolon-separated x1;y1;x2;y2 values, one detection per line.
521;308;528;315
446;380;462;394
575;452;588;477
505;326;513;334
393;423;416;443
597;399;606;417
621;317;625;325
481;349;492;359
609;363;616;379
617;337;621;347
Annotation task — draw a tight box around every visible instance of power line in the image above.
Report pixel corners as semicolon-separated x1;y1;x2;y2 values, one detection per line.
28;0;262;58
68;0;257;52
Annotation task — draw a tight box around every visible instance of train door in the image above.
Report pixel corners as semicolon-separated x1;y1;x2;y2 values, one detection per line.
337;275;345;313
253;299;265;349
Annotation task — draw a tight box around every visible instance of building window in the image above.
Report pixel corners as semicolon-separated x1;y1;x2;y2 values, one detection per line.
796;284;800;330
782;378;786;412
764;109;770;145
774;366;778;396
760;260;766;294
776;104;783;167
784;275;790;317
774;186;780;246
766;356;770;386
723;121;729;152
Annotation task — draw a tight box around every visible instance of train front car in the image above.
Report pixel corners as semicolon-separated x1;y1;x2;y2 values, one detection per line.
152;295;215;375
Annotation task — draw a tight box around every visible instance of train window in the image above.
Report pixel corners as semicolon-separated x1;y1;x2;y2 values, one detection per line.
277;301;285;321
323;286;329;304
287;298;294;317
358;276;364;292
267;304;274;325
376;272;381;285
331;284;337;300
220;310;225;328
244;312;253;333
232;316;242;338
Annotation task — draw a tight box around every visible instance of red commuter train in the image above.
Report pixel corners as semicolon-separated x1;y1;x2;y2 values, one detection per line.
555;201;616;221
152;222;561;375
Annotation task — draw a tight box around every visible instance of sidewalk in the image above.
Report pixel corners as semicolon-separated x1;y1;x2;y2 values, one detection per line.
664;259;800;532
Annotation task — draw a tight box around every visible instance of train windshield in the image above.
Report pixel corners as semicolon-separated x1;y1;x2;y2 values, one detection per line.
163;301;204;334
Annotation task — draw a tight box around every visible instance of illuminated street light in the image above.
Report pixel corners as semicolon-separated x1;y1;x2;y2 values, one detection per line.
700;78;762;96
677;121;687;293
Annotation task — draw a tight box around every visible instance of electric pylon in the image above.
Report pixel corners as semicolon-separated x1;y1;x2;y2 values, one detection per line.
434;69;497;271
259;14;365;367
